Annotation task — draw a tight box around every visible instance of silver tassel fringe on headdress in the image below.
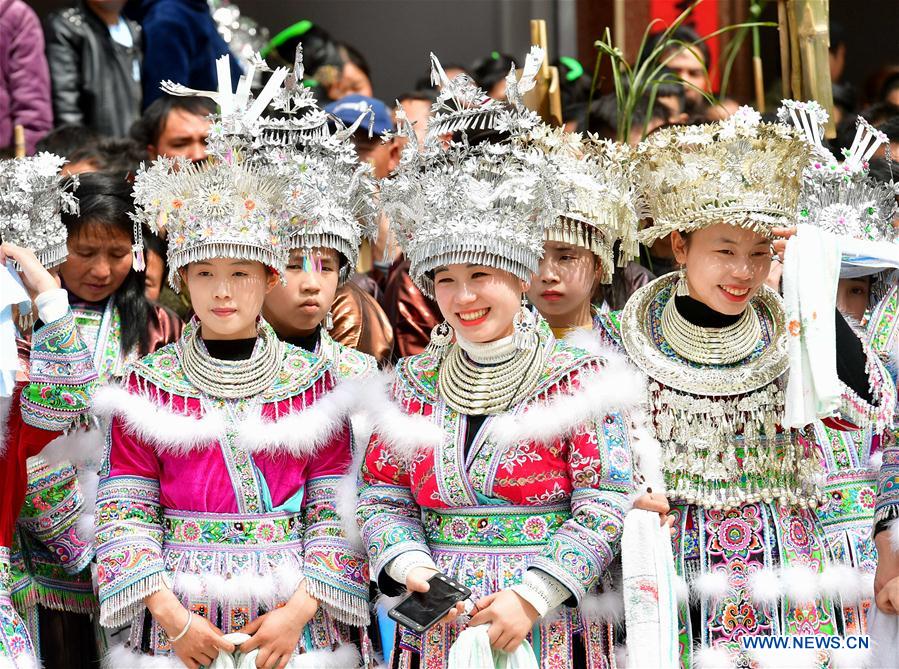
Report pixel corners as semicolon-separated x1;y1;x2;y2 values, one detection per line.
165;47;378;285
532;129;644;283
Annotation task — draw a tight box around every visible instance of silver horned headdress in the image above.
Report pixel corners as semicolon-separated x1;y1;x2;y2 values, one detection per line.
531;128;643;283
164;48;378;284
636;107;811;244
381;48;560;297
0;153;78;268
778;99;897;243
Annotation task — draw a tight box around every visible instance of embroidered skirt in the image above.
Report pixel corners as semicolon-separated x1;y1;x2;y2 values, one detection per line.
393;505;616;669
0;548;39;669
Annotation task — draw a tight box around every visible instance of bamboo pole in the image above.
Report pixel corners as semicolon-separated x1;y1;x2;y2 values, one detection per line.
777;0;791;98
778;0;834;138
522;19;563;127
14;125;25;158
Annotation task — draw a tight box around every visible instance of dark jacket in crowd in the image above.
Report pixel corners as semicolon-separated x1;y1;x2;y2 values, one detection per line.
44;1;142;138
130;0;242;108
0;0;52;154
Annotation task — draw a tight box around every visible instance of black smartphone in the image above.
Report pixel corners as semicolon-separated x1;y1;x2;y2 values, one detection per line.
388;573;472;633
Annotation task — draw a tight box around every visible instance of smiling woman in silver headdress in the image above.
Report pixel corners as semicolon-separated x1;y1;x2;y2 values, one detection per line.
595;106;895;668
355;50;652;668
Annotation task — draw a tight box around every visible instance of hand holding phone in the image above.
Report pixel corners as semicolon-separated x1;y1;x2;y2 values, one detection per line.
388;573;471;633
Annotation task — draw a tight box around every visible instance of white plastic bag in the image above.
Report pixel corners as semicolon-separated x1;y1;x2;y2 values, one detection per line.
209;632;260;669
867;605;899;668
447;626;539;669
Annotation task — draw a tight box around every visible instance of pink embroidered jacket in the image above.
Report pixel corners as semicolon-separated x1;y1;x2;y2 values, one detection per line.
93;321;370;665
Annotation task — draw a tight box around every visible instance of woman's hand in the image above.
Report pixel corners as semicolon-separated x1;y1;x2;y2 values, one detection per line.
406;567;466;626
468;589;539;652
145;588;234;669
632;490;675;534
875;531;899;614
0;243;60;299
770;227;797;263
239;581;319;669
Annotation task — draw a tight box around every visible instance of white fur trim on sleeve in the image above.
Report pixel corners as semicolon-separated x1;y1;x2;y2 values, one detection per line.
578;589;625;623
694;645;735;669
692;570;730;604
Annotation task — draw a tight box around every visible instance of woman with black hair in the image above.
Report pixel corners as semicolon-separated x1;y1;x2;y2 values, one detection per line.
12;171;181;668
471;52;516;99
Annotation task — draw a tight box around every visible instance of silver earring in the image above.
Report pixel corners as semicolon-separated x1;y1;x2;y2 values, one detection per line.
324;311;334;331
426;321;454;359
512;296;538;351
675;266;690;297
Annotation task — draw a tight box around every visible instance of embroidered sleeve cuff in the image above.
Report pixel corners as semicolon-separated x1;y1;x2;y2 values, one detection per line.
385;551;437;586
22;307;97;430
512;569;573;617
34;289;69;325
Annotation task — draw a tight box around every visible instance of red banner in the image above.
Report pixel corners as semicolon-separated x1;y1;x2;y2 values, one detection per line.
648;0;721;91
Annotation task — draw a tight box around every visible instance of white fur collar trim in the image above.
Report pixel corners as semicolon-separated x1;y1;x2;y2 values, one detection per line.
93;378;364;458
488;344;647;447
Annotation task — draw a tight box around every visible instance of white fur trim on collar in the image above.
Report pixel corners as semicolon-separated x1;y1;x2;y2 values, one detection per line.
93;381;360;458
488;346;647;447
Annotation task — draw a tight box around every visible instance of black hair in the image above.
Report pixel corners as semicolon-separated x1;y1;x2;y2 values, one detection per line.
644;25;710;68
829;21;846;52
867;158;896;187
61;172;155;355
832;81;857;117
129;95;216;149
471;52;516;95
338;42;371;80
67;138;146;176
35;124;102;158
585;93;670;139
881;73;899;103
396;89;437;105
414;64;470;91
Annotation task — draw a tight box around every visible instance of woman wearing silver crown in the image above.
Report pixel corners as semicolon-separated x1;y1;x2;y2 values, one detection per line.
592;108;893;668
356;51;649;669
92;146;372;668
775;102;899;639
0;153;99;669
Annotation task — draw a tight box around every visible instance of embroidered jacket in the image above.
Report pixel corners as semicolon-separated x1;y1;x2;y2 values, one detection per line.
93;320;370;665
12;298;180;617
1;309;96;669
598;275;892;668
357;326;644;667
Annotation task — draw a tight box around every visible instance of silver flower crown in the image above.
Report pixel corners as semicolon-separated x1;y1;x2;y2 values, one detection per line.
0;153;78;268
380;48;561;297
778;99;897;243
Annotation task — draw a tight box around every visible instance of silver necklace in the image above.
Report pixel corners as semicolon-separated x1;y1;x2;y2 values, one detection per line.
438;342;545;415
180;321;283;399
660;295;762;365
